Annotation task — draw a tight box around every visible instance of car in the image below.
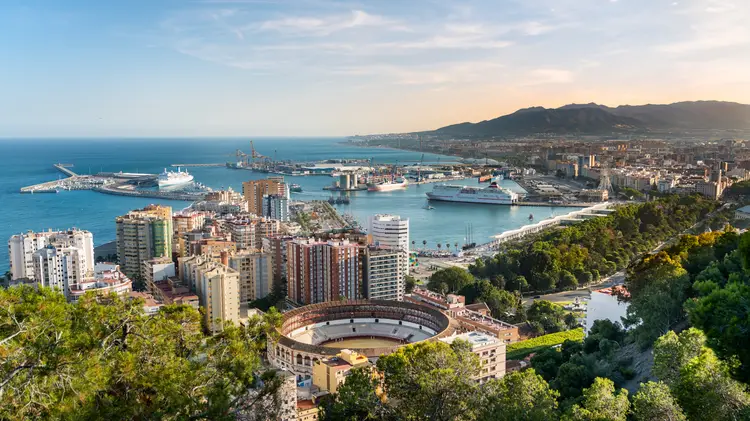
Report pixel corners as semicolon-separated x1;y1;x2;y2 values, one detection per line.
533;295;541;299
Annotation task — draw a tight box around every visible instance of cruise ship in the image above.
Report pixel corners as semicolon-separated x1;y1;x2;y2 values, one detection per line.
158;168;194;188
368;178;408;192
426;182;519;205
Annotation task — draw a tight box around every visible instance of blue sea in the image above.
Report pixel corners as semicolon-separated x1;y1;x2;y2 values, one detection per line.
0;138;576;273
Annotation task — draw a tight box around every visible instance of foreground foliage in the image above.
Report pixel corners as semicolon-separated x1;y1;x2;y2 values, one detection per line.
0;286;282;420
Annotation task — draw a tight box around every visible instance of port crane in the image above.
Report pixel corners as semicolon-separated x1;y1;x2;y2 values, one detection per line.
417;153;425;182
229;149;250;167
249;140;268;162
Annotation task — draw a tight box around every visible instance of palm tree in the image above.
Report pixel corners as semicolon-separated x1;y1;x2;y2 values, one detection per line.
454;242;459;251
437;243;442;251
422;240;427;250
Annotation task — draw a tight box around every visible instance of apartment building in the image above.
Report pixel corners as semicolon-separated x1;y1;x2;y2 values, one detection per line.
67;263;133;303
262;194;290;221
287;238;363;305
440;331;506;384
116;205;173;278
229;250;274;302
8;228;94;281
32;245;89;298
364;247;406;301
172;211;208;257
242;178;288;215
263;235;295;285
220;215;280;251
179;254;241;333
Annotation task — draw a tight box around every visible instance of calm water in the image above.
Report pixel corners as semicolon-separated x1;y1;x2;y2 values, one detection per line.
0;138;578;273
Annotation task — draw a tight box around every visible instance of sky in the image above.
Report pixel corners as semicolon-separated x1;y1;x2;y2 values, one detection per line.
1;0;749;137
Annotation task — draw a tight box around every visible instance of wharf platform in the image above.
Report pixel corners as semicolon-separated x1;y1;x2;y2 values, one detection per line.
54;164;78;177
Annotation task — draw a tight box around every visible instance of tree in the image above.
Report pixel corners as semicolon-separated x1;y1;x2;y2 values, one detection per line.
0;286;283;420
404;275;418;294
562;377;629;421
631;381;686;421
322;367;391;421
688;282;750;380
527;300;567;333
558;270;578;290
531;348;565;381
653;329;750;421
376;341;480;421
427;267;474;294
739;231;750;270
478;369;559;421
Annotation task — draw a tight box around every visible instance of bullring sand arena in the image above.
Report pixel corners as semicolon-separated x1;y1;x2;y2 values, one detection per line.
268;299;458;380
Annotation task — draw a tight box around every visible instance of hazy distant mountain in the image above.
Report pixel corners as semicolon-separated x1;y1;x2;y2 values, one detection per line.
436;107;642;136
434;101;750;136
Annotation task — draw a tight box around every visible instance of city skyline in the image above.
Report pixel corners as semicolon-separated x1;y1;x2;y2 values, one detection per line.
2;0;749;137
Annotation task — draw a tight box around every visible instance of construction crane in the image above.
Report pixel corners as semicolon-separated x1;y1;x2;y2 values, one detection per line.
229;149;249;167
417;153;425;182
249;140;267;161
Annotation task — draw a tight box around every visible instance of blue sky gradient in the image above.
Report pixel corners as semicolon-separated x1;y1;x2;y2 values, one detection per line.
2;0;749;136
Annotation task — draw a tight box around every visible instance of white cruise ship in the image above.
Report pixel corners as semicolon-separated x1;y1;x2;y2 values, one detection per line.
158;168;194;188
426;182;519;205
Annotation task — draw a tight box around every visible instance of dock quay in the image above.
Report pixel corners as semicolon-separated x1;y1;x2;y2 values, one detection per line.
20;163;209;201
171;163;225;167
54;163;78;177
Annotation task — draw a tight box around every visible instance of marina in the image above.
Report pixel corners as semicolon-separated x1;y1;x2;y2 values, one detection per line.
1;137;582;274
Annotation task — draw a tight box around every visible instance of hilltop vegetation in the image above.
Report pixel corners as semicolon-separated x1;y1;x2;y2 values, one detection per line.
432;101;750;136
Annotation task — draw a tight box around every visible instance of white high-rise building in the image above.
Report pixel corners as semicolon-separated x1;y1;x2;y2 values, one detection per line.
368;214;410;275
32;246;88;297
8;229;94;281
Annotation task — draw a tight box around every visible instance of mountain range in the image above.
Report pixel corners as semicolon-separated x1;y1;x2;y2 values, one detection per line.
433;101;750;137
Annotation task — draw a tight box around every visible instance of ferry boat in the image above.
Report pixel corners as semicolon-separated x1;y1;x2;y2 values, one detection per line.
367;178;408;192
426;182;519;205
158;167;194;188
290;183;303;193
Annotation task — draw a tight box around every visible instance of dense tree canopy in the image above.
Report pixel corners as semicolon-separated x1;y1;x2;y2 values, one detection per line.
0;286;282;421
427;267;475;294
470;195;717;293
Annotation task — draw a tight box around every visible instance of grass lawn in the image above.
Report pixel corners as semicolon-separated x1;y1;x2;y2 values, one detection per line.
506;328;585;360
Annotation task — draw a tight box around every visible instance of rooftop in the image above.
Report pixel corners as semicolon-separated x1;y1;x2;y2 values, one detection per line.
440;331;500;349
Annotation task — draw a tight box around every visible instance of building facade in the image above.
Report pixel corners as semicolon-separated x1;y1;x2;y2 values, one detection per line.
364;247;406;301
179;255;241;333
229;250;274;302
440;331;506;384
287;238;364;305
8;229;94;281
368;214;410;275
262;194;290;221
242;178;288;216
116;205;173;278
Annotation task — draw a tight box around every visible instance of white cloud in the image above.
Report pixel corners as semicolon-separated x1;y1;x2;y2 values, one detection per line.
258;10;405;36
522;69;574;85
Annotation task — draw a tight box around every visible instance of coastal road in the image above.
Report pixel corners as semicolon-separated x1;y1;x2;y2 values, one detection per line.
522;271;626;305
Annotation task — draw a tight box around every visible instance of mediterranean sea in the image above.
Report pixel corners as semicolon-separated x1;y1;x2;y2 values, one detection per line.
0;137;579;273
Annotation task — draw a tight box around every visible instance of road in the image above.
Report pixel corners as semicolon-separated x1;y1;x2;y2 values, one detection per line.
522;271;625;305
